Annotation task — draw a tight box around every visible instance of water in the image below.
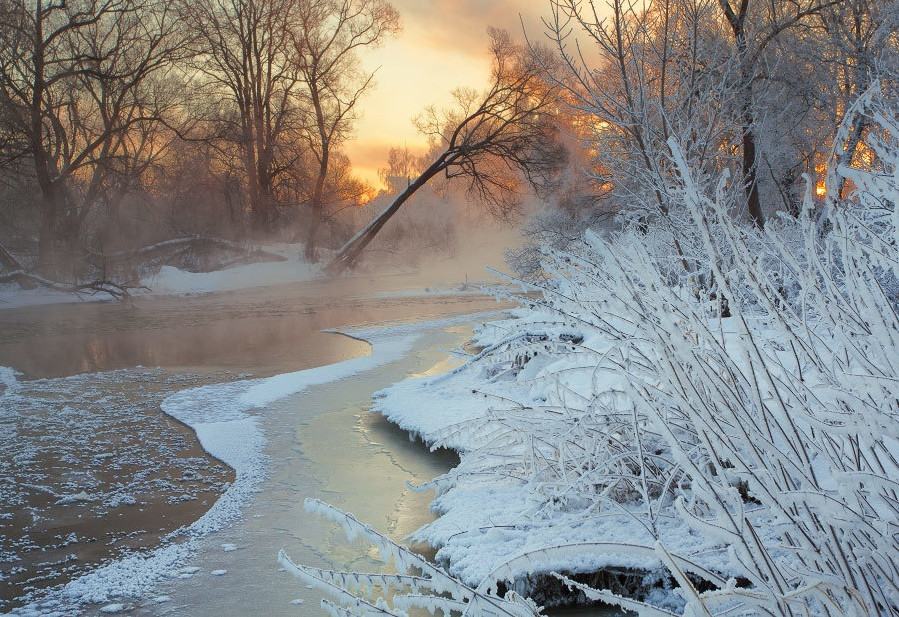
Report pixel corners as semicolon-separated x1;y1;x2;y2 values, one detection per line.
0;369;236;608
0;275;511;613
132;324;477;616
0;275;492;379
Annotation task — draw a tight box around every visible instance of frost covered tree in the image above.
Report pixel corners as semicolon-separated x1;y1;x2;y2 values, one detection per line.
541;0;889;239
543;0;740;226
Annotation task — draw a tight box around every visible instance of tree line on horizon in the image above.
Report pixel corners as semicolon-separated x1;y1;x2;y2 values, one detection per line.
0;0;404;280
0;0;896;288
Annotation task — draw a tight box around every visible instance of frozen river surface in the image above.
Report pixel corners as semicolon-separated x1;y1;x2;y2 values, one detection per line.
0;274;509;615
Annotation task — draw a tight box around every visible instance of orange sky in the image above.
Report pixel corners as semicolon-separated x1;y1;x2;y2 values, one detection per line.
346;0;549;189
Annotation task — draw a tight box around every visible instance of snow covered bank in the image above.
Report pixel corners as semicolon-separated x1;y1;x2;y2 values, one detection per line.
0;239;509;311
7;311;503;616
0;245;318;311
138;244;322;296
360;144;899;614
374;310;729;597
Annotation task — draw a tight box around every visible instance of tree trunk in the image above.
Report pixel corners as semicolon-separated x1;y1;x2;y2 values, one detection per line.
37;191;58;270
30;4;58;272
303;81;331;263
720;0;765;228
326;157;448;274
742;117;764;228
303;153;329;262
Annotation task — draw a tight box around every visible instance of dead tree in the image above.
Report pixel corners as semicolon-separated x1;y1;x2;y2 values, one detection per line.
326;29;564;274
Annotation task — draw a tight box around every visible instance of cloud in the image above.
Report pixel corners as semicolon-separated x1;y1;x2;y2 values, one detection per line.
349;0;551;186
395;0;547;56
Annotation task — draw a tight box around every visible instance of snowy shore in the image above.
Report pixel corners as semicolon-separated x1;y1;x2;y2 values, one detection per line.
373;308;731;610
5;311;503;616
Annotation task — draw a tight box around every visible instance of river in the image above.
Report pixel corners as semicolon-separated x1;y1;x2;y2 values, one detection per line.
0;272;616;616
0;273;510;614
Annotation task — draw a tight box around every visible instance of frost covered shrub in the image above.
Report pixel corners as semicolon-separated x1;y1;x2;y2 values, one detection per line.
498;105;899;613
281;499;544;617
287;94;898;616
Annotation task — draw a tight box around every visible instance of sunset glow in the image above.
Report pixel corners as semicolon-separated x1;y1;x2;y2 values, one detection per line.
347;0;546;189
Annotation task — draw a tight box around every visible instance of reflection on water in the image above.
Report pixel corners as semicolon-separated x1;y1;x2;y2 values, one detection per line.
0;275;513;613
0;276;505;379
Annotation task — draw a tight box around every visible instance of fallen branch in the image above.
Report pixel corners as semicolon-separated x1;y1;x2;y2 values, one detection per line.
0;243;36;290
92;235;287;266
0;270;140;300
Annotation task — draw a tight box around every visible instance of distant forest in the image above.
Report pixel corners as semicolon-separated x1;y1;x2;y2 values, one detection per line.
0;0;895;286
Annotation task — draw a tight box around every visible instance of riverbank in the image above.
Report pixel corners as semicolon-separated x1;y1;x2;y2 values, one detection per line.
1;275;510;615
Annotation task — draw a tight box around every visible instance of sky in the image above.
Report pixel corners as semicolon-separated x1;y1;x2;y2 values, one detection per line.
346;0;551;189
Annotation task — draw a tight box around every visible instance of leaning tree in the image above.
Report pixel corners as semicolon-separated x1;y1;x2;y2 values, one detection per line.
326;28;564;274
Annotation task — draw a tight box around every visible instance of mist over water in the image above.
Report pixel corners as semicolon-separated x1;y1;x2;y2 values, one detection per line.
0;256;518;612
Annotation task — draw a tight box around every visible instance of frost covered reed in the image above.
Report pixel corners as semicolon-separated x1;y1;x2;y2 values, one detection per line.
286;91;898;616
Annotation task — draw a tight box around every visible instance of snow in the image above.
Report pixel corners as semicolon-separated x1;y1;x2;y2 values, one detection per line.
372;310;731;587
346;137;898;615
6;310;504;615
54;492;94;505
98;603;124;613
140;245;321;296
0;243;323;310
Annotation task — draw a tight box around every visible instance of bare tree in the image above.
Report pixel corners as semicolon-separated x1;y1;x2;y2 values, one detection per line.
293;0;399;261
546;0;739;216
185;0;304;231
0;0;188;273
327;29;564;274
544;0;739;281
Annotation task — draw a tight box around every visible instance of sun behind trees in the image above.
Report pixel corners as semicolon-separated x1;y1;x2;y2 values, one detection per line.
0;0;399;289
326;28;566;274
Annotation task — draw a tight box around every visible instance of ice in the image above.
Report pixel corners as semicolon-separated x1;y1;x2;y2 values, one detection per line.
221;543;238;552
176;566;201;575
54;491;94;505
210;570;227;576
99;603;124;613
